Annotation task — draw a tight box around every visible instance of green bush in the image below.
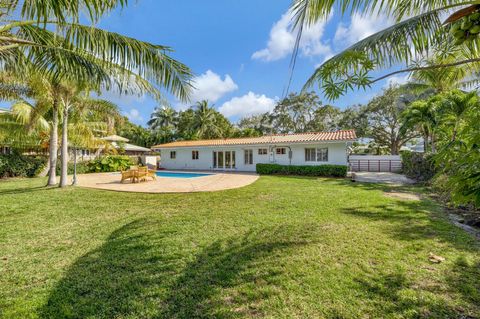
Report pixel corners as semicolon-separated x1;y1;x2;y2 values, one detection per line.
401;151;436;182
256;163;347;177
56;161;92;175
87;155;133;173
0;154;47;178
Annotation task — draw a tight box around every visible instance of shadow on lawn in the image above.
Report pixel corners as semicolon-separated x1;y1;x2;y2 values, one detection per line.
341;193;478;253
38;219;309;318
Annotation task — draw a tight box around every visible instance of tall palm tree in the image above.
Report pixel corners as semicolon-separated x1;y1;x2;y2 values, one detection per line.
193;100;222;139
1;0;192;185
148;106;178;130
290;0;480;99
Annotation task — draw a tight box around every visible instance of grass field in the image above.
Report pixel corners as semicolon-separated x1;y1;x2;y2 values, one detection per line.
0;176;479;318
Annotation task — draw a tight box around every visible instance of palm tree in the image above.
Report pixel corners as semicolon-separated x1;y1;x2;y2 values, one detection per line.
1;0;192;185
437;90;479;142
401;98;439;152
289;0;480;99
1;1;192;102
404;52;480;96
193;100;222;139
148;106;178;130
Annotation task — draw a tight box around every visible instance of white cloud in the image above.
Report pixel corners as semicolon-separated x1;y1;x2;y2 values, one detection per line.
334;12;394;48
219;92;276;118
125;108;143;123
190;70;238;103
252;11;332;62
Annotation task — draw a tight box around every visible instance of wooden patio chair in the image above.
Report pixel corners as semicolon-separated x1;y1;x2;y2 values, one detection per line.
136;166;149;182
120;170;136;183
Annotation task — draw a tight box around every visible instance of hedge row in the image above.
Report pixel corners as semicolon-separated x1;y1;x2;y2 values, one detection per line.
401;151;436;182
256;163;347;177
0;154;47;178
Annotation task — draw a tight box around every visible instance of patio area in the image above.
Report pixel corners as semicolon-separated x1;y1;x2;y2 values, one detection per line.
74;171;259;193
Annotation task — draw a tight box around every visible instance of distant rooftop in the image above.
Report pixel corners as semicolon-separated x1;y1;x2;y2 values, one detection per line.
152;130;357;149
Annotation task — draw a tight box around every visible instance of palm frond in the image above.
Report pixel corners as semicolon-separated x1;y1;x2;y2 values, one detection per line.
290;0;471;26
302;7;461;99
20;0;128;23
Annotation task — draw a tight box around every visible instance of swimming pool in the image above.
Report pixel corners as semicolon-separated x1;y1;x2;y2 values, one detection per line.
155;171;213;178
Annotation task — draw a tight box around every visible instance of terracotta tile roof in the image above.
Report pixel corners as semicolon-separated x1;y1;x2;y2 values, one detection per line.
152;130;356;149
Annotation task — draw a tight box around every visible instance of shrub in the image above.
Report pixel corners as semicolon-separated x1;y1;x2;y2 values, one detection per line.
401;151;436;182
56;161;91;175
256;163;347;177
87;155;133;173
0;154;47;178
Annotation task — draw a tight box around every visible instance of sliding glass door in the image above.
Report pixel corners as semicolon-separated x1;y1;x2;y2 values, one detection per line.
213;151;235;170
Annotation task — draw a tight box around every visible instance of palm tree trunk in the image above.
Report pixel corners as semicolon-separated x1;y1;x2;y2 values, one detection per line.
47;99;58;186
59;104;69;188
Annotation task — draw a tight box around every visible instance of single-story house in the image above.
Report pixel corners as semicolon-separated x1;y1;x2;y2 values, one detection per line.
152;130;356;172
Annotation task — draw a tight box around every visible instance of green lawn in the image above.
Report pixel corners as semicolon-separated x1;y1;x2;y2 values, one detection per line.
0;176;479;319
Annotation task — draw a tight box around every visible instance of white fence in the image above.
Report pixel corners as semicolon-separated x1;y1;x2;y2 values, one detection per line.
349;155;402;173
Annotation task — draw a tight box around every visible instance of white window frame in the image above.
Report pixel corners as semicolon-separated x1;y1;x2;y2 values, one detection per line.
276;147;286;155
305;147;328;162
244;149;253;165
170;151;176;159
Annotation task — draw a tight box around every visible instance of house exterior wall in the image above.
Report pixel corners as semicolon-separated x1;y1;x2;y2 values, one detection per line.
156;142;349;172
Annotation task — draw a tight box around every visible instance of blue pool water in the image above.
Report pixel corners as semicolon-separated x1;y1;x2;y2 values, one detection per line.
155;171;213;178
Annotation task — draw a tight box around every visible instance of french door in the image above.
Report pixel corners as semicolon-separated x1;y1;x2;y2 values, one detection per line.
213;151;236;170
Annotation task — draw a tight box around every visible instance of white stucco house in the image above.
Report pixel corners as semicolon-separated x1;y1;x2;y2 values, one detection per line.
152;130;356;172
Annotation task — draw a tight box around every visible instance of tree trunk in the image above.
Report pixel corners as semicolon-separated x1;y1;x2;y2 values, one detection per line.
47;99;58;186
391;142;399;155
59;104;69;188
72;147;78;186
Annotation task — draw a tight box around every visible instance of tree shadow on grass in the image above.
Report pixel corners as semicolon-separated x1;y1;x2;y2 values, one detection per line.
341;197;479;253
0;185;55;196
38;219;310;318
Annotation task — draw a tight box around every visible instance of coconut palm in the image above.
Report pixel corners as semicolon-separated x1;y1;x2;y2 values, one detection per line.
1;0;192;102
289;0;480;99
193;100;222;139
1;0;192;185
148;106;178;130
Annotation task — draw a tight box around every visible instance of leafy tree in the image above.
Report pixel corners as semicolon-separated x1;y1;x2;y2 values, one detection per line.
310;104;342;132
237;113;272;135
270;92;320;133
176;109;197;140
117;117;154;147
363;86;418;155
337;105;369;137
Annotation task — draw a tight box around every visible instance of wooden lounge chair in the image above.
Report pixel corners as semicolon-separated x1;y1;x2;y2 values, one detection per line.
136;166;149;182
121;170;136;183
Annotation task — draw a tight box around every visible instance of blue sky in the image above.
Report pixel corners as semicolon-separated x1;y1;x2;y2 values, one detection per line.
94;1;407;125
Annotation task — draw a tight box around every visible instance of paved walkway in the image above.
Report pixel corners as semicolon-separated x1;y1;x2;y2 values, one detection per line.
351;172;415;185
75;171;259;193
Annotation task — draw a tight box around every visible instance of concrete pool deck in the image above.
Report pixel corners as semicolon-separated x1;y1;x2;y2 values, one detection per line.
74;171;259;193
